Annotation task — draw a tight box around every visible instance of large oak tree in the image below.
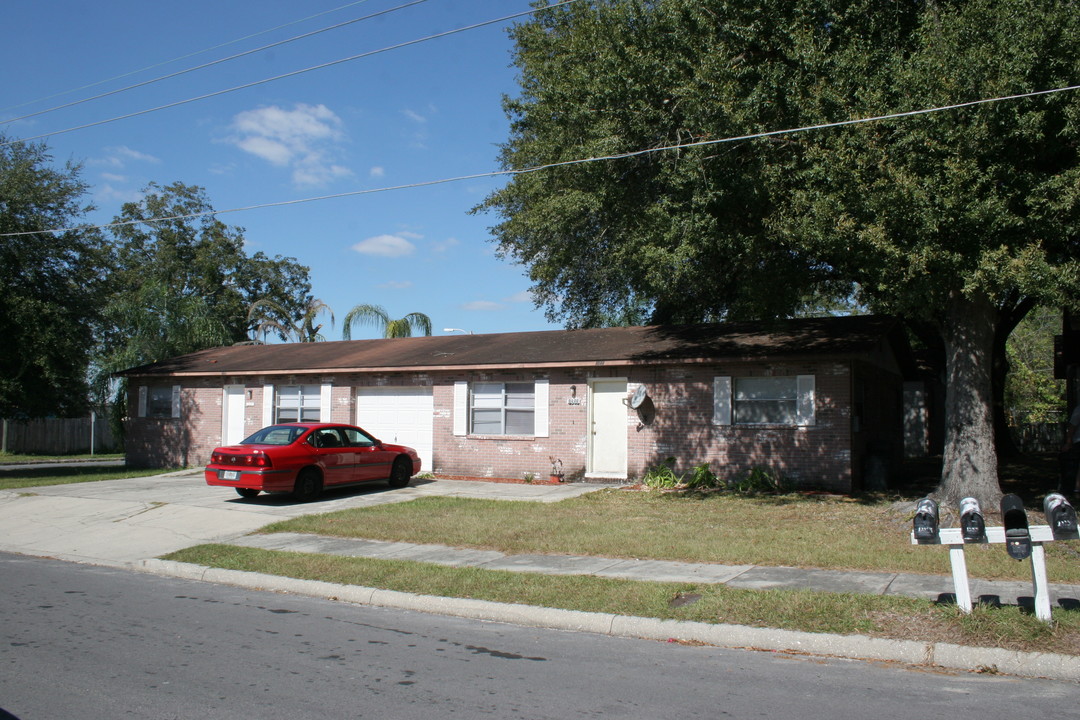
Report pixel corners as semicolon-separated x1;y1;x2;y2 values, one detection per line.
95;182;312;402
478;0;1080;505
0;136;105;418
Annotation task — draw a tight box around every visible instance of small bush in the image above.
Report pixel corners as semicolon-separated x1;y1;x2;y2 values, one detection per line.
642;457;681;489
684;462;720;489
642;461;789;495
727;466;791;495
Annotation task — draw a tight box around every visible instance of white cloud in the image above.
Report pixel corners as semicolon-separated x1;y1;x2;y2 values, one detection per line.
96;184;143;203
378;280;413;289
504;290;534;304
90;145;160;169
111;146;160;164
432;237;460;254
369;166;385;178
402;109;427;124
462;300;503;312
351;234;417;258
226;103;353;186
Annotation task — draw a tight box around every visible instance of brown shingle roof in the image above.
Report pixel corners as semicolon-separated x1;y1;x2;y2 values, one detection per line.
119;314;904;377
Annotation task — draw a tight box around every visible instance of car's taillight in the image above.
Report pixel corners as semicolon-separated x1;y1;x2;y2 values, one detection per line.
245;453;272;468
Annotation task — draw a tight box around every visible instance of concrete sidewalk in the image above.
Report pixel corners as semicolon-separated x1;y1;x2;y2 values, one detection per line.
3;470;1079;680
230;530;1080;609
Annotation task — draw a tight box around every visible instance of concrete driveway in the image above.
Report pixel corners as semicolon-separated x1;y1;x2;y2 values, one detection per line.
0;471;601;567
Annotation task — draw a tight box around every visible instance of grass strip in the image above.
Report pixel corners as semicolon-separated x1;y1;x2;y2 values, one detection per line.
164;543;1080;656
0;452;125;464
260;491;1080;584
0;466;183;490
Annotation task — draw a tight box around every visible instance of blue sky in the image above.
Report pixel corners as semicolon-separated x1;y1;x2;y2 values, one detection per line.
2;0;563;340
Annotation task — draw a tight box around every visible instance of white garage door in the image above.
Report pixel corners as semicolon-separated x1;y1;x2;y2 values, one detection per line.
355;387;434;474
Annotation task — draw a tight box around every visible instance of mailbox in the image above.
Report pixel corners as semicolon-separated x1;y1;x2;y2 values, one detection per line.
959;497;985;541
1043;493;1079;539
1001;493;1032;560
913;497;939;542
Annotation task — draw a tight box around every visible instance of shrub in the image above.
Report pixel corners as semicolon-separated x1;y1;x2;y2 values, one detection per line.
684;462;720;489
642;457;681;489
727;466;790;495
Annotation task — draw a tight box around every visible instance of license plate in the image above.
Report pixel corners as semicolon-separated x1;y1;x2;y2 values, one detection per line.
221;470;239;480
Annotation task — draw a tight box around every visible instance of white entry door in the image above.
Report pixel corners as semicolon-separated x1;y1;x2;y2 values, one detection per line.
356;387;434;474
222;385;246;446
588;378;628;478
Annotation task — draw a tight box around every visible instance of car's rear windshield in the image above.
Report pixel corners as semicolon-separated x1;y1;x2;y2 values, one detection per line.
241;426;304;445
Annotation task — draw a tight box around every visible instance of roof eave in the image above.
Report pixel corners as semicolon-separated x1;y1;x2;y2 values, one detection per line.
120;352;864;378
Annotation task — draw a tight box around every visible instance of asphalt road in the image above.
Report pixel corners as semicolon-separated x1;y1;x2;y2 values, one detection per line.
2;553;1077;720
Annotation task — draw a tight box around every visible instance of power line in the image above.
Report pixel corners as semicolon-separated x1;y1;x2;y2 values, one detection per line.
1;1;582;148
0;0;384;116
5;83;1076;239
0;0;430;127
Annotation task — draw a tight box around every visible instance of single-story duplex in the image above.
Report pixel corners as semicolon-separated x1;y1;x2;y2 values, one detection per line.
119;314;915;493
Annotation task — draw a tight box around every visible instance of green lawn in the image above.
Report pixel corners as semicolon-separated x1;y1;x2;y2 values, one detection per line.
0;452;124;464
260;490;1080;583
166;463;1080;657
0;458;183;490
167;542;1080;656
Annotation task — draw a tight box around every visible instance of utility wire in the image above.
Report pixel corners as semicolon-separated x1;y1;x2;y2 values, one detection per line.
1;0;430;127
1;1;582;148
0;0;383;116
4;83;1076;239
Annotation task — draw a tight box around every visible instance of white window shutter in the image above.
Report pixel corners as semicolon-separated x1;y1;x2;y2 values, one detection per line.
797;375;816;426
170;385;181;418
453;381;468;436
534;378;549;437
137;386;148;418
320;382;333;422
262;384;275;426
713;377;732;425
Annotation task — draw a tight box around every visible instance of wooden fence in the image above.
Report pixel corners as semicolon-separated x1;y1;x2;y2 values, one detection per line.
1;416;119;454
1010;422;1065;454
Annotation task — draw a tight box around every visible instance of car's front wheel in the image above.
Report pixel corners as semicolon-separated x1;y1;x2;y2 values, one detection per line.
388;458;412;489
235;487;260;499
293;468;323;502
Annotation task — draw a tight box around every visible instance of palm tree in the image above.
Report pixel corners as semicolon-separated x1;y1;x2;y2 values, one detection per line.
342;304;432;340
248;296;334;343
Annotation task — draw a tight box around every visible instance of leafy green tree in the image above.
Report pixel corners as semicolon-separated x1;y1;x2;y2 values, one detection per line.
479;0;1080;505
342;304;432;339
0;136;105;418
94;182;311;392
248;296;334;343
1004;306;1065;425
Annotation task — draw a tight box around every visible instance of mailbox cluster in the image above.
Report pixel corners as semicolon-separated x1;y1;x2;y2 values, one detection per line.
910;492;1077;623
913;493;1078;557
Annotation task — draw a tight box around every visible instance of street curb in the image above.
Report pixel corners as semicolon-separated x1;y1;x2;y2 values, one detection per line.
138;559;1080;683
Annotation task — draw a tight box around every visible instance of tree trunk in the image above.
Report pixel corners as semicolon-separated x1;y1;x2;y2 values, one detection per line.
935;292;1004;510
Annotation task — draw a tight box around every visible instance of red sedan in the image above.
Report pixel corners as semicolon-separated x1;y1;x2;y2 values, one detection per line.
205;422;422;501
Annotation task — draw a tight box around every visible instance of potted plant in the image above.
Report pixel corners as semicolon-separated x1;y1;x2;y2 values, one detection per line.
549;456;564;483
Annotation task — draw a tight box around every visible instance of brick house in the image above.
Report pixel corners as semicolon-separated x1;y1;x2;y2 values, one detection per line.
119;314;913;493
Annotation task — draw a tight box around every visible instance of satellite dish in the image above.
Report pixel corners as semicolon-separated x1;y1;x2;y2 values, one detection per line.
629;385;649;409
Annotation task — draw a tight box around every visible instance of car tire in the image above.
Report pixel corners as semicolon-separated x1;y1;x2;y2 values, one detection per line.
235;488;261;499
293;468;323;502
388;458;412;489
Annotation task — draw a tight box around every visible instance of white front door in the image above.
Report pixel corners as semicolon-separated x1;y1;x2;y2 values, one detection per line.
222;385;246;446
356;387;434;474
588;378;628;478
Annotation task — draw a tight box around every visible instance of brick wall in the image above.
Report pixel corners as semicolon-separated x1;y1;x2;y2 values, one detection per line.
124;359;901;493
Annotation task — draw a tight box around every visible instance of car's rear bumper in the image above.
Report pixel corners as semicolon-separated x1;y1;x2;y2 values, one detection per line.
204;467;295;493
